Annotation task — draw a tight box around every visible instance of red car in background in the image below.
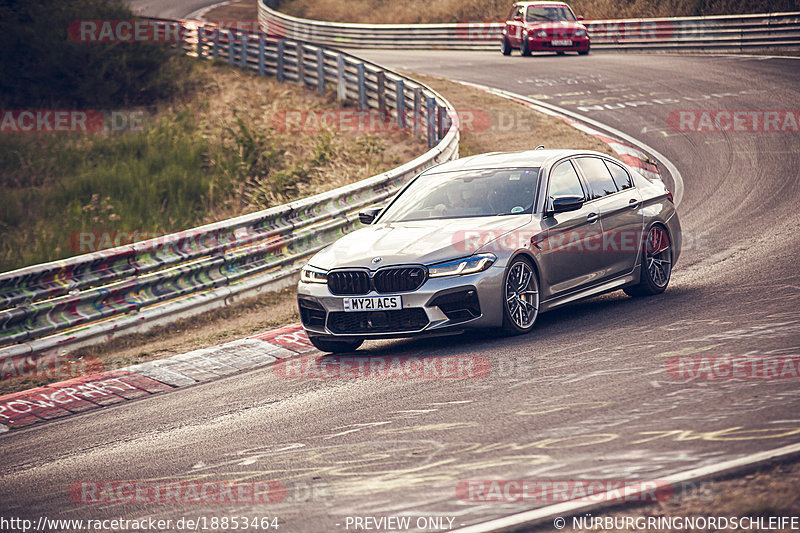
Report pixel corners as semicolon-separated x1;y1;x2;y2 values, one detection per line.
501;1;590;56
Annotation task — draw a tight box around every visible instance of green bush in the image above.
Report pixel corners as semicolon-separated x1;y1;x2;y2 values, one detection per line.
0;0;194;109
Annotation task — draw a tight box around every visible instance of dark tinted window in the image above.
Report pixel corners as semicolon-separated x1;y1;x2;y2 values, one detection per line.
548;160;584;199
526;6;576;21
575;157;618;199
605;160;633;190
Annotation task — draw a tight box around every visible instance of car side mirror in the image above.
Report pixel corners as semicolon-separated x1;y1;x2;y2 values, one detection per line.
513;15;523;21
547;195;584;215
358;206;383;225
577;15;585;20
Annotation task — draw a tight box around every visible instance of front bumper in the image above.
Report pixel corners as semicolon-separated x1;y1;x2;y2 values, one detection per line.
527;36;590;51
297;266;506;339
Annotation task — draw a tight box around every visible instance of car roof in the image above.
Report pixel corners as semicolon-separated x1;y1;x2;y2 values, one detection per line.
423;149;609;174
514;1;571;7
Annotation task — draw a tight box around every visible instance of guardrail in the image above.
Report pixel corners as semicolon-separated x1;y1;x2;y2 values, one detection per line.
259;2;800;51
0;20;459;362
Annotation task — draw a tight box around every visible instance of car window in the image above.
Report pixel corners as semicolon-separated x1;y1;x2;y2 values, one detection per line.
605;160;634;190
526;6;576;22
379;167;540;222
548;160;584;199
575;157;619;199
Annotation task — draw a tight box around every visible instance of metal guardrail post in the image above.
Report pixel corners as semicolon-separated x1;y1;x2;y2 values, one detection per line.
413;87;422;138
377;71;386;115
437;105;444;140
426;97;435;148
357;63;367;111
296;44;305;86
337;55;346;102
213;30;220;58
395;79;405;129
197;26;204;57
258;37;266;75
240;33;249;67
277;40;285;82
226;31;235;65
316;48;325;95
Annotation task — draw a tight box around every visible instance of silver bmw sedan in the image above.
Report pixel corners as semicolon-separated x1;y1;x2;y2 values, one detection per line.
297;149;681;353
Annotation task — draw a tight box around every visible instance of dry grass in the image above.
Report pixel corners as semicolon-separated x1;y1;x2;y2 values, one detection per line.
408;73;614;157
568;460;800;532
276;0;799;23
205;0;258;21
0;58;426;270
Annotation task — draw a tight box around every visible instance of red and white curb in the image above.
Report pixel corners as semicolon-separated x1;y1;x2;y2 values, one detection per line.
0;323;314;432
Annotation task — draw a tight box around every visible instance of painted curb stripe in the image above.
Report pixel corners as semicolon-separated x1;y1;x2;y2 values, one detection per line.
0;323;312;431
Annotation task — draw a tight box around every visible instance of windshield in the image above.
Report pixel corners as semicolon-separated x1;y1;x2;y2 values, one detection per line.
378;167;540;222
526;5;576;21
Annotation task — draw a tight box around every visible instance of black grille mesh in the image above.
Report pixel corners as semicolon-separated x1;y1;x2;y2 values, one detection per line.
327;309;429;334
327;271;371;295
373;267;427;293
327;267;426;295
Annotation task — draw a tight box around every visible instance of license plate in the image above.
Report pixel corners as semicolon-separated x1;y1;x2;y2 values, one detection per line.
551;39;573;46
343;296;402;312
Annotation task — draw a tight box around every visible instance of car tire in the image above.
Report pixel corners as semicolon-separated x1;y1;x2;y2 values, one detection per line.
501;256;540;335
520;37;532;56
501;37;512;56
556;51;565;55
624;224;672;297
308;336;364;353
578;44;590;55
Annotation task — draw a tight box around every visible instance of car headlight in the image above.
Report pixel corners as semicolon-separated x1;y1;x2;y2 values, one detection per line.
428;253;496;278
535;30;548;38
574;29;586;37
300;265;328;284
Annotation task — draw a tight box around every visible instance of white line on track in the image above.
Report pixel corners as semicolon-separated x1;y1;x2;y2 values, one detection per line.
451;441;800;533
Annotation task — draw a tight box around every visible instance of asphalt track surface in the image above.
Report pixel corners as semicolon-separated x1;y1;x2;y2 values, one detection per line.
2;3;800;530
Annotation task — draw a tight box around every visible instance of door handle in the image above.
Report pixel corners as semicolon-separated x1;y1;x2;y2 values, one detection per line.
629;198;640;208
587;213;599;223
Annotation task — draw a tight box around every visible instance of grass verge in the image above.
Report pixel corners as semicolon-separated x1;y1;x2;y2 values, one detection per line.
559;458;800;533
0;60;425;271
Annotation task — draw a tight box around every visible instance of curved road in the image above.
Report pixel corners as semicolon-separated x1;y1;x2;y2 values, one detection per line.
2;5;799;531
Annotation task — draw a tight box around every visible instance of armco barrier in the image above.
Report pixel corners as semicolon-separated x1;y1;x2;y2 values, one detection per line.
0;19;459;362
258;2;800;51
